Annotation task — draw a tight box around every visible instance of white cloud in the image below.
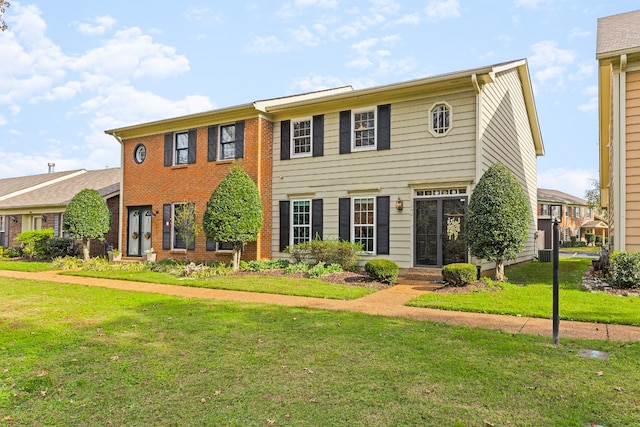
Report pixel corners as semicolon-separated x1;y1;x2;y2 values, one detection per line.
514;0;551;9
393;14;421;25
246;35;291;53
371;0;401;15
10;129;22;136
529;41;575;89
276;0;338;19
425;0;461;22
578;98;597;112
346;35;406;72
184;7;222;24
75;16;116;35
290;25;322;46
538;168;598;199
288;74;350;93
569;27;590;38
0;115;6;126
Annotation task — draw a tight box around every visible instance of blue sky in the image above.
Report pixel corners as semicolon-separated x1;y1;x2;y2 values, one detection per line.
1;0;638;198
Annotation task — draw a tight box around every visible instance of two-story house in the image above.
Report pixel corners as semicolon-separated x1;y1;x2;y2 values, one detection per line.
106;59;543;271
597;9;640;252
537;188;607;249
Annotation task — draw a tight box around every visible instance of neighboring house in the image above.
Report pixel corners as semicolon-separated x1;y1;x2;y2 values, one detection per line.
597;9;640;252
536;188;607;249
106;59;544;270
0;167;120;257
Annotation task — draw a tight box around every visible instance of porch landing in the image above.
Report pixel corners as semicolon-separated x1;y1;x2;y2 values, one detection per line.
396;268;444;290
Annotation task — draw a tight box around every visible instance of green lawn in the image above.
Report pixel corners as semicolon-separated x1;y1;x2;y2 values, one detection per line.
64;269;375;300
1;277;639;426
0;259;55;272
407;258;640;326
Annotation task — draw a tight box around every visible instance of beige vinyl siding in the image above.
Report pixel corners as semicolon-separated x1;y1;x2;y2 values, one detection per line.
479;68;539;264
272;92;477;268
625;71;640;250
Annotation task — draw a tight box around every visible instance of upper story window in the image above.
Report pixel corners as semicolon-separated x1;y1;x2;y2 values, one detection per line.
175;132;189;165
429;102;452;136
292;119;312;156
551;205;562;219
575;207;581;218
220;124;238;160
353;109;376;150
540;204;550;216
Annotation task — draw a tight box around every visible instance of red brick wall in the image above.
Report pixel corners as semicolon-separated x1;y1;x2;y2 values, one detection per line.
120;117;273;262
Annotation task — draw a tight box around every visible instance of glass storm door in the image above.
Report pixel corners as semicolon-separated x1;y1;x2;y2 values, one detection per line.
127;206;152;256
415;197;467;267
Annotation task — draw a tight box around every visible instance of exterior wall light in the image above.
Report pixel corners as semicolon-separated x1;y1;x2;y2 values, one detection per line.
396;197;404;211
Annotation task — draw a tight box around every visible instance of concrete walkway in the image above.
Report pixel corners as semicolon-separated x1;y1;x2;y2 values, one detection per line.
2;269;639;342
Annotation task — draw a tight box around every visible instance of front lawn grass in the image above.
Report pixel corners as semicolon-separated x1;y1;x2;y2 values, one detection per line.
2;277;639;426
64;269;375;300
407;258;640;326
0;259;55;272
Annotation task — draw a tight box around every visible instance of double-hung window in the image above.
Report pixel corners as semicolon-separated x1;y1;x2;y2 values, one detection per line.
353;109;376;150
292;119;312;156
353;197;375;253
175;132;189;165
220;124;237;160
172;203;188;250
291;200;311;245
0;216;4;233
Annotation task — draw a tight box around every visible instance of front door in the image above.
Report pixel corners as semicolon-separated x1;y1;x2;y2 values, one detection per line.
415;197;467;267
127;206;153;257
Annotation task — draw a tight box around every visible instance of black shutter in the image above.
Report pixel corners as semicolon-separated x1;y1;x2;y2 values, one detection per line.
313;115;324;157
235;120;245;159
339;110;351;154
164;133;173;166
208;125;217;161
377;104;391;151
376;196;390;255
312;199;323;240
162;204;171;250
206;239;216;251
187;129;197;164
280;120;290;160
279;201;290;252
339;197;350;242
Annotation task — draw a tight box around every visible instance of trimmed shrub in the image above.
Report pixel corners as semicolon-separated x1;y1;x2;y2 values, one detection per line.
4;246;23;258
37;236;75;260
286;238;362;271
14;229;54;258
442;263;477;287
609;251;640;289
585;233;595;246
364;259;399;284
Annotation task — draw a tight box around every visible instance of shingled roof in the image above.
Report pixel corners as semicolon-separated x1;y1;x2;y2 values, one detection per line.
537;188;587;205
0;168;120;210
596;9;640;57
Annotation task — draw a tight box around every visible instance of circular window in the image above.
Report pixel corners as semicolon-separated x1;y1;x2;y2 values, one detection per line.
134;144;146;164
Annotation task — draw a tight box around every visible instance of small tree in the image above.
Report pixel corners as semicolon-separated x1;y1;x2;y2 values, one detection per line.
466;163;531;281
584;178;608;221
203;165;264;271
63;188;111;260
173;202;202;260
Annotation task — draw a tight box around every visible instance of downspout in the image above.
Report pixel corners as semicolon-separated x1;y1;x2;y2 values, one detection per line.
109;133;125;255
618;55;627;251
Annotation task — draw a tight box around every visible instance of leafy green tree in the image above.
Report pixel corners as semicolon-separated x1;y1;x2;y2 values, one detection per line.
14;229;54;259
173;202;202;260
466;163;531;281
203;165;264;271
63;188;111;260
584;179;608;221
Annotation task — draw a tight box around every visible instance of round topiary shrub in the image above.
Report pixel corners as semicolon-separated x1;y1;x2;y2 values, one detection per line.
365;259;399;284
442;263;477;287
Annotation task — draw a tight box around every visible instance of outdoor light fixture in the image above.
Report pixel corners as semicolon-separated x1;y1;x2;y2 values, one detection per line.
145;210;159;217
41;214;47;222
396;197;404;211
10;216;18;223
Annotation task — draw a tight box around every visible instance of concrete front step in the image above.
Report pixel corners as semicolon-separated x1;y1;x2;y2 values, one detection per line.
396;267;443;287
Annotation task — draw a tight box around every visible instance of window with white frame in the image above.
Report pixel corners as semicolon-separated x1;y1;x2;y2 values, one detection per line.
550;205;562;219
217;242;233;252
575;207;581;218
353;197;375;253
292;119;312;156
540;204;550;216
175;132;189;165
291;200;311;245
353;109;376;149
220;124;238;160
430;102;451;136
